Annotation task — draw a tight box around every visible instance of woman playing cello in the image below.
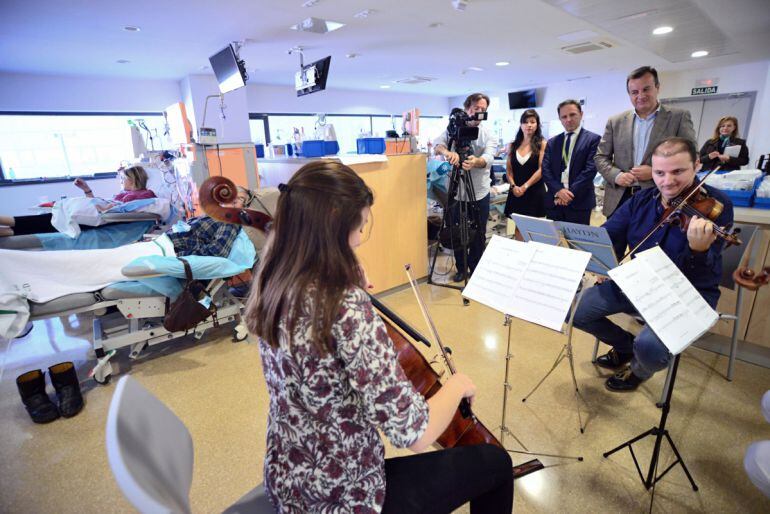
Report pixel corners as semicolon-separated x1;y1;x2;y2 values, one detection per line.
243;160;512;513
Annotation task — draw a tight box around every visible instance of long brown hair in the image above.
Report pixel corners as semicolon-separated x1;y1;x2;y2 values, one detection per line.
120;165;149;190
244;160;374;354
710;116;740;142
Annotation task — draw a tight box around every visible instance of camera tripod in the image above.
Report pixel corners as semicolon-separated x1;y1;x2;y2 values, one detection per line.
428;139;481;296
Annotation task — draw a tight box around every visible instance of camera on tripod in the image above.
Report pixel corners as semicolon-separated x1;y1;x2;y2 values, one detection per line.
447;108;488;144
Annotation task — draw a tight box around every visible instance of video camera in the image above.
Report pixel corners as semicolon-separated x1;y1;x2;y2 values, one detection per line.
446;107;488;143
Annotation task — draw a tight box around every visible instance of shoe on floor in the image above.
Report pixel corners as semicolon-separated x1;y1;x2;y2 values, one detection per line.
48;362;84;418
606;367;645;392
452;272;465;283
595;348;633;370
16;370;60;424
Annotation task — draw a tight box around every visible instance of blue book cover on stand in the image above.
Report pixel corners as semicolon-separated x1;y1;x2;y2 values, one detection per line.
555;221;618;276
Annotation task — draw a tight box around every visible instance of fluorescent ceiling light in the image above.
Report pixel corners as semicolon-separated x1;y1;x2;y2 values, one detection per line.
691;50;709;58
290;17;345;34
652;26;673;35
380;85;391;89
116;59;131;64
465;66;484;72
495;61;510;66
123;26;141;32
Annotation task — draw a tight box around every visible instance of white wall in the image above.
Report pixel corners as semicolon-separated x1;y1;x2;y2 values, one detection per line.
247;83;450;116
182;75;251;144
0;72;181;112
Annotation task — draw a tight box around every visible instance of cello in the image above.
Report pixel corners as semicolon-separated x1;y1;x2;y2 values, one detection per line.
198;176;544;478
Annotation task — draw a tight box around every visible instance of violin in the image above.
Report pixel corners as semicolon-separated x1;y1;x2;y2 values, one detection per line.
198;176;272;232
623;169;740;261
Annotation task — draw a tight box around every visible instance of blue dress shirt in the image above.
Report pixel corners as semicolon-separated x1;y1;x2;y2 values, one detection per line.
632;108;659;167
602;183;734;307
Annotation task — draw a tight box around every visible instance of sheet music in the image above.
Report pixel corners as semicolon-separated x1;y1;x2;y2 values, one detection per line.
509;242;591;331
556;222;618;276
462;236;590;332
510;214;561;246
608;246;718;355
461;236;536;313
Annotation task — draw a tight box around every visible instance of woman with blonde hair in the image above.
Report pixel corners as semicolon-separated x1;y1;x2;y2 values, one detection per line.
699;116;749;171
0;165;156;237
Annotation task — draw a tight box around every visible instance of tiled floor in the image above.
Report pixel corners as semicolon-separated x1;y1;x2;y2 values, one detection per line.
1;278;769;513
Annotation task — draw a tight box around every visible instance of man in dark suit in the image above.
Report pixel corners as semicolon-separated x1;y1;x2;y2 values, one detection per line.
595;66;696;217
542;100;601;225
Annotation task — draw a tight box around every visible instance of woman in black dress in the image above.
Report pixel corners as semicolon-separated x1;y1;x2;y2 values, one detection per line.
504;109;546;218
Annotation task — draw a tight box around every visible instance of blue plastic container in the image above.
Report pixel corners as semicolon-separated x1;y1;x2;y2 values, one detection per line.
324;140;340;155
720;176;763;208
302;140;326;157
255;144;265;158
754;197;770;209
357;137;386;154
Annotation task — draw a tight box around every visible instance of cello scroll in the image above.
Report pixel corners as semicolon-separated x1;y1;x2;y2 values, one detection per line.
198;176;272;231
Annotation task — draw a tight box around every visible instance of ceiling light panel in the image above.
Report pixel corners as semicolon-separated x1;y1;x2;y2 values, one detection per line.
542;0;735;62
652;26;673;35
290;17;345;34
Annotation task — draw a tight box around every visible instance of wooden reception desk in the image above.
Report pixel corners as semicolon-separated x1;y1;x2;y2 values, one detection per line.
258;154;428;293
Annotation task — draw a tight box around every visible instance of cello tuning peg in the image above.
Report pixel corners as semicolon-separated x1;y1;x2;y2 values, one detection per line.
444;346;453;355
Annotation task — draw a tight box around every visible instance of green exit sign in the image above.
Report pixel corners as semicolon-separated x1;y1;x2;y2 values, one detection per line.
692;86;718;95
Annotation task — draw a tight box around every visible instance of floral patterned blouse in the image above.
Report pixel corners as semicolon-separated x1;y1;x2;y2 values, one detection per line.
258;287;429;513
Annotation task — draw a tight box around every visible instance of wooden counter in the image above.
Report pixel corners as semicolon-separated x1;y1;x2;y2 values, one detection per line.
258;154;428;293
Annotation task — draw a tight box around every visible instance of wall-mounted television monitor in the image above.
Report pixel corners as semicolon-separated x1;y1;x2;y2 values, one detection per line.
295;56;331;97
209;44;247;94
508;89;537;109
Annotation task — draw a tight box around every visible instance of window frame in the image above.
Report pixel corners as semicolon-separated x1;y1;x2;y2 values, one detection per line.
0;110;164;186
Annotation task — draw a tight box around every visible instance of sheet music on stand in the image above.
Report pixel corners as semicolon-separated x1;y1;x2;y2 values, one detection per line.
462;235;590;331
511;214;618;276
608;246;718;355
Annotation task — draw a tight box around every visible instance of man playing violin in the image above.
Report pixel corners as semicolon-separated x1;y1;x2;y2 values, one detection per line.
573;136;734;392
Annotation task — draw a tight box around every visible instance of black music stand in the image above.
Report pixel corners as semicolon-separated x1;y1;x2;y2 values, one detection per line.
603;354;698;511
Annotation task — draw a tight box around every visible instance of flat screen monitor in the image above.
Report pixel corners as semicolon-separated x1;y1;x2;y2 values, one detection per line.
508;89;537;109
209;44;246;94
296;56;331;97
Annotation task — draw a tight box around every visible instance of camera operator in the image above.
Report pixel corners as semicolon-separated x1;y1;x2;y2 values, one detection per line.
433;93;497;282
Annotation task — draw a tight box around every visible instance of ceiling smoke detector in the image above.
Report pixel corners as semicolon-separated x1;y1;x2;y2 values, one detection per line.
290;17;345;34
452;0;468;11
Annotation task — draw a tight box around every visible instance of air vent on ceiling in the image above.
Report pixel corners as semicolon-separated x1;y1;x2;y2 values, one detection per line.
562;40;614;54
395;76;436;84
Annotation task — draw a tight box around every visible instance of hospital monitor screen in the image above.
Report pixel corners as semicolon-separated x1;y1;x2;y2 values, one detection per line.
508;89;537;109
209;44;246;94
295;56;331;97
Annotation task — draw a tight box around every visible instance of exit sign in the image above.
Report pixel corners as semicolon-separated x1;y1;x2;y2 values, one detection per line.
692;86;718;95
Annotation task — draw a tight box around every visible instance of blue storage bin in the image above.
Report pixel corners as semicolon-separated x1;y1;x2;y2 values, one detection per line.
302;140;326;157
357;137;386;154
255;144;265;158
720;176;762;208
324;140;339;155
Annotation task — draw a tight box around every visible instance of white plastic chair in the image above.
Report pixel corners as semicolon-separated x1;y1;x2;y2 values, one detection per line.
106;375;273;513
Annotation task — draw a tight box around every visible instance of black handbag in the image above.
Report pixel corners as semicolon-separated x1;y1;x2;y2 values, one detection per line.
163;258;217;333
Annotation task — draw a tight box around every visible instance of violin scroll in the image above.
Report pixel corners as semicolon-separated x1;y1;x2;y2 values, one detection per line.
733;266;770;291
199;176;273;233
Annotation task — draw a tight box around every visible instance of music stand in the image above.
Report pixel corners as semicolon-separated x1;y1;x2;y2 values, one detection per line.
512;216;619;434
601;246;719;511
462;235;588;462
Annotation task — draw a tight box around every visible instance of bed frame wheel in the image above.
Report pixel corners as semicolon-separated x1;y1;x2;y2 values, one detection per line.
232;323;249;342
94;372;112;385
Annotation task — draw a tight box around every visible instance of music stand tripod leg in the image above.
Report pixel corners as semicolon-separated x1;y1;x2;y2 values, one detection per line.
500;316;584;462
602;355;698;496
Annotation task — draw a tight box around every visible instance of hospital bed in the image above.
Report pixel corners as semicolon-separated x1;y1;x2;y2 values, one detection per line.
0;213;163;250
4;231;255;384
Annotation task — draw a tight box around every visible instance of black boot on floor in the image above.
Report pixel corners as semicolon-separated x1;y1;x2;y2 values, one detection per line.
48;362;84;418
595;348;633;370
16;370;59;424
